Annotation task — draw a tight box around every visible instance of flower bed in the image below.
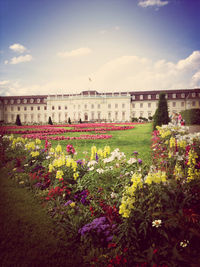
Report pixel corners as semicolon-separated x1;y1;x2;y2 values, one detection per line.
1;124;200;266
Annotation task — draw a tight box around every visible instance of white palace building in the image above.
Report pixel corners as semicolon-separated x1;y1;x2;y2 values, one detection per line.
0;88;200;124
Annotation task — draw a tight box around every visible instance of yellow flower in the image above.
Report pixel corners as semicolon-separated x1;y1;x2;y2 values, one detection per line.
55;144;62;153
35;138;41;145
70;202;75;208
49;163;54;172
73;172;79;180
56;170;64;179
31;151;39;157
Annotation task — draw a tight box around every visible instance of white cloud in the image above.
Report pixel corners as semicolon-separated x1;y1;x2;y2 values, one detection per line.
8;54;33;65
9;43;27;53
0;80;10;86
176;51;200;70
90;50;200;91
138;0;169;8
57;47;92;58
1;51;199;96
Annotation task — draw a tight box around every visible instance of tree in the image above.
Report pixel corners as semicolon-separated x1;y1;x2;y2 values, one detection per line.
153;93;169;130
79;118;82;124
68;117;71;124
48;116;53;125
16;114;22;126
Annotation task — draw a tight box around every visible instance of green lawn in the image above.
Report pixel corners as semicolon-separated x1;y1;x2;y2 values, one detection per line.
50;123;153;163
0;168;81;267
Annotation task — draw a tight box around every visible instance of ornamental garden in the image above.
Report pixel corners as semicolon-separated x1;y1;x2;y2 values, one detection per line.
0;121;200;266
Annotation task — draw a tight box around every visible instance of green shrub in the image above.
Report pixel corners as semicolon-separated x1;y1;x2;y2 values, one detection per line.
153;93;169;130
181;109;200;125
16;114;22;126
48;116;53;125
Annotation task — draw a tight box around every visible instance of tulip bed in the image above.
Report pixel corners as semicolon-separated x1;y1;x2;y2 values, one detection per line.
1;123;200;266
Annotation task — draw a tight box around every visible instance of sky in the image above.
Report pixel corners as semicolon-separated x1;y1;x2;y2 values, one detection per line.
0;0;200;96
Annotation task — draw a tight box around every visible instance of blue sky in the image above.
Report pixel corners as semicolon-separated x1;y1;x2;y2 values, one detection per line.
0;0;200;96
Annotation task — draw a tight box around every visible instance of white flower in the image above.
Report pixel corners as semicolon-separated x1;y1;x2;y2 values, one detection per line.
87;160;97;167
127;158;137;164
111;192;117;199
180;240;189;247
89;166;94;171
96;168;104;174
46;156;51;159
152;219;162;228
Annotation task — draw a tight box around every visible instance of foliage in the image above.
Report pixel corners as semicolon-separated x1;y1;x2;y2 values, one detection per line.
1;123;200;266
181;108;200;125
68;117;71;124
153;93;170;130
48;116;53;125
15;114;22;126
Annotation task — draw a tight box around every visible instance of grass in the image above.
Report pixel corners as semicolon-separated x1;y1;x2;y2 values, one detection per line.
0;168;81;267
50;123;153;163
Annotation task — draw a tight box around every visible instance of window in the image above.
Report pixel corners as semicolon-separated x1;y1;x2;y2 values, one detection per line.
24;107;27;111
58;106;61;110
65;106;67;110
181;93;185;98
108;112;111;119
192;92;196;97
31;114;34;121
98;112;101;120
172;94;176;99
98;104;101;109
132;103;135;108
84;104;87;109
140;95;143;100
17;99;21;104
115;111;118;120
140;103;143;108
148;103;151;108
181;102;184;107
24;114;27;121
132;95;135;100
132;112;135;117
11;107;14;111
108;104;111;108
37;106;40;110
115;103;118;108
5;107;7;111
122;103;125;108
173;102;176;107
44;106;47;110
18;107;20;111
91;112;94;120
52;106;55;110
91;104;94;109
192;101;196;107
140;111;143;117
122;111;125;120
31;106;33;111
148;95;151;100
156;94;159;99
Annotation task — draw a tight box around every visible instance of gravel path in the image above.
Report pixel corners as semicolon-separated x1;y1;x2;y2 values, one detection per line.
188;125;200;133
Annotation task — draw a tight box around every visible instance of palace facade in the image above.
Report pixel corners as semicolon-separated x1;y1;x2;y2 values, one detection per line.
0;88;200;124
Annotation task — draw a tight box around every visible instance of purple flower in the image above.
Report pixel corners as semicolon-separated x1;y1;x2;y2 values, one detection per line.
138;158;142;164
133;151;138;155
64;200;73;206
95;153;99;162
